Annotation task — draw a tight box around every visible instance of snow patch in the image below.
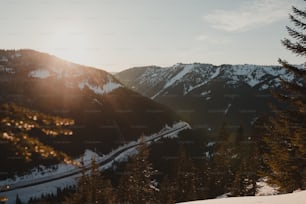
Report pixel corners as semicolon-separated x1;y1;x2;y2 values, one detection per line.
224;104;232;114
151;64;195;98
185;67;221;95
79;77;122;95
28;69;50;79
164;64;194;89
256;178;279;196
102;80;122;94
206;142;215;147
151;89;164;99
200;90;211;97
260;84;269;90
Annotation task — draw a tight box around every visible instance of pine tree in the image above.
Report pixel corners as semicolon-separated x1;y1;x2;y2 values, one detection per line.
64;157;115;204
15;194;22;204
87;156;104;203
99;178;117;204
64;159;88;204
262;4;306;192
231;125;258;196
210;123;236;197
231;158;257;196
158;176;175;204
196;157;210;200
89;157;117;204
174;145;198;202
118;137;157;204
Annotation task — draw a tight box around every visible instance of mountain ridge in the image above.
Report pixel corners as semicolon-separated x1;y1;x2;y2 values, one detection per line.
116;62;302;133
116;62;298;99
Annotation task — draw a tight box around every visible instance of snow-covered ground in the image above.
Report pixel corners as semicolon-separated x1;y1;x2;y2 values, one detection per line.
180;190;306;204
256;178;279;196
0;150;101;204
28;69;50;79
0;150;102;189
0;121;190;204
180;178;295;204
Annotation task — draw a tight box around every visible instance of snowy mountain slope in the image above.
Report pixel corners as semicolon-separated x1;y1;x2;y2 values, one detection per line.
180;190;306;204
0;49;122;96
116;63;295;98
116;63;302;132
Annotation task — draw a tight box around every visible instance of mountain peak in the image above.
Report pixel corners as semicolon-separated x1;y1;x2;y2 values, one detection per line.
116;63;294;98
0;49;124;96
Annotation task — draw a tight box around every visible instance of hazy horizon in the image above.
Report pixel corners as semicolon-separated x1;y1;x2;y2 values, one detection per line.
0;0;304;72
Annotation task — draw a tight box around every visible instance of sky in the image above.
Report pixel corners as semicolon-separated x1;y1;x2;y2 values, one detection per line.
0;0;304;72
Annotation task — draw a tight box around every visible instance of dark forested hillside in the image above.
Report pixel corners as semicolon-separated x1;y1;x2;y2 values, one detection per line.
0;49;179;176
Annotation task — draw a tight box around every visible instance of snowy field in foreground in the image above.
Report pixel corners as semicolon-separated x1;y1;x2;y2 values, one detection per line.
180;190;306;204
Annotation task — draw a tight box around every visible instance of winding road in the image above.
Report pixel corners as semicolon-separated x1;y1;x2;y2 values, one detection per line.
0;122;189;203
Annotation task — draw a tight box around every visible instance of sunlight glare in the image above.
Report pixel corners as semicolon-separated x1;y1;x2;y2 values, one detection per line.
44;24;95;66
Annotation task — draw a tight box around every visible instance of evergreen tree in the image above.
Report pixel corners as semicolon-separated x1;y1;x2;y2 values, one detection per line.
99;178;117;204
231;125;258;196
158;176;175;204
87;156;104;203
15;194;22;204
231;158;257;196
210;123;236;197
64;159;89;204
195;157;210;200
118;137;157;204
262;4;306;192
64;157;116;204
174;145;198;202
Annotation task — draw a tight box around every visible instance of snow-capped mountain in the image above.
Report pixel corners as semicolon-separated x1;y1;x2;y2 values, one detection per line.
116;63;295;98
116;63;299;132
0;49;180;176
1;49;122;96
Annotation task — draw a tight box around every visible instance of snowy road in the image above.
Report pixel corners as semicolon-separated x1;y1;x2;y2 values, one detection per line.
0;121;190;203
